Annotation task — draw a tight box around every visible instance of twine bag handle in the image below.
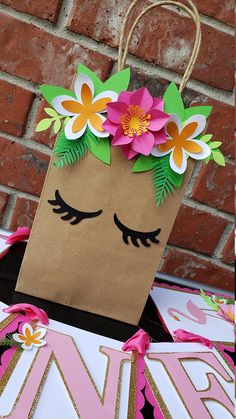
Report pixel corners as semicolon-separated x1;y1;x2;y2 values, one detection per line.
118;0;201;93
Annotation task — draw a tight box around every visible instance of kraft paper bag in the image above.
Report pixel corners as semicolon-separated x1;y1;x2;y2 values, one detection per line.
16;1;224;325
16;145;193;325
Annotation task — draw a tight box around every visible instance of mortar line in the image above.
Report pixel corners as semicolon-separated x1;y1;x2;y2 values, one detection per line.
164;243;234;272
0;184;39;201
1;194;17;229
0;131;52;156
0;70;38;93
213;222;234;260
0;3;233;105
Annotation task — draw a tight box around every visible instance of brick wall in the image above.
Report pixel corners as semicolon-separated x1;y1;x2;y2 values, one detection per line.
0;0;234;290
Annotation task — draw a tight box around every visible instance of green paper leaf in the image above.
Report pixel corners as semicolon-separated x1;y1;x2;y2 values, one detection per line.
77;64;130;95
152;156;184;207
212;149;225;166
132;155;157;172
201;134;213;143
209;141;222;149
204;156;211;164
53;119;62;134
103;68;130;94
54;130;87;168
44;108;58;118
35;118;53;132
86;132;111;164
184;106;212;120
164;82;185;121
200;290;219;311
64;117;70;126
39;85;76;106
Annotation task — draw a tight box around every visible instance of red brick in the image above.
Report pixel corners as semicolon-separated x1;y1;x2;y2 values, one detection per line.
0;13;113;86
191;162;234;214
191;0;234;27
0;80;35;137
168;204;227;256
9;197;38;230
68;0;234;91
161;249;234;291
32;99;57;149
0;0;62;23
221;229;234;265
0;191;9;225
0;137;50;196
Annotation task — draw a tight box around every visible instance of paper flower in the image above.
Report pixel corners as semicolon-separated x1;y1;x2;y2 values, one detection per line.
13;323;47;350
51;74;118;140
218;304;235;324
151;114;211;174
3;303;49;325
103;87;169;159
212;295;227;305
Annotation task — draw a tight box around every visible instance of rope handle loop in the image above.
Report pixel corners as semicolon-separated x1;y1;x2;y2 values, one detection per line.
118;0;201;93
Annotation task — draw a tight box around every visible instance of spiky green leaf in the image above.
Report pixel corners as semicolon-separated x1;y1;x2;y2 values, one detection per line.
152;155;184;207
53;130;87;168
200;290;219;311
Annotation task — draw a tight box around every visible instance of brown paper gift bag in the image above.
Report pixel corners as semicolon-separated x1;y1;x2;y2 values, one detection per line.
17;0;203;324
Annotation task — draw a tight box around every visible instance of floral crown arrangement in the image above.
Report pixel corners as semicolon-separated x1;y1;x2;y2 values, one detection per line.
36;63;225;207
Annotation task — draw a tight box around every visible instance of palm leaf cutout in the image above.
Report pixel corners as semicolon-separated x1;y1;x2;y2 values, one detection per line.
152;155;184;207
54;130;87;168
199;290;219;311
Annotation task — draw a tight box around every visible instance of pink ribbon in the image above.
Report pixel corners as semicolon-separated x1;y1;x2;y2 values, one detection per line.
5;227;30;245
122;329;150;355
173;329;213;349
3;303;49;325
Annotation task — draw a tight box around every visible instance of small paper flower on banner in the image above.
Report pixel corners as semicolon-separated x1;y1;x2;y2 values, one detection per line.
51;74;118;140
103;87;169;159
212;295;227;306
13;323;47;351
218;304;235;324
151;114;211;174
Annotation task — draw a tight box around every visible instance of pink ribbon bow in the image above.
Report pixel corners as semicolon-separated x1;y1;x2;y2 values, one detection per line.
173;329;213;349
5;227;31;245
122;329;150;355
3;303;49;325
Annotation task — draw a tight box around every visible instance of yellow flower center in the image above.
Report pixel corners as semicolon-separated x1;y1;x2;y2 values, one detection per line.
120;105;151;137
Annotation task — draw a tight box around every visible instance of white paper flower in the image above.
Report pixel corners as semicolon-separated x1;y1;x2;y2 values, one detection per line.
151;114;211;174
13;323;47;351
52;74;118;140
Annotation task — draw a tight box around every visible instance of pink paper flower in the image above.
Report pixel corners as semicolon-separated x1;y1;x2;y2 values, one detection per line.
218;304;235;324
3;303;49;325
103;87;169;159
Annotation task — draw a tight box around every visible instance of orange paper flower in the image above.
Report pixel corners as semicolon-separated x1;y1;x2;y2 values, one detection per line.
151;114;211;174
52;74;118;140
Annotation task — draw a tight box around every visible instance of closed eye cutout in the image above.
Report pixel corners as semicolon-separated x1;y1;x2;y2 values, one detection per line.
48;190;102;225
114;213;161;248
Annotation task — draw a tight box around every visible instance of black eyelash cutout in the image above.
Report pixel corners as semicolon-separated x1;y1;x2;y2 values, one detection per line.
48;190;102;225
114;213;161;248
